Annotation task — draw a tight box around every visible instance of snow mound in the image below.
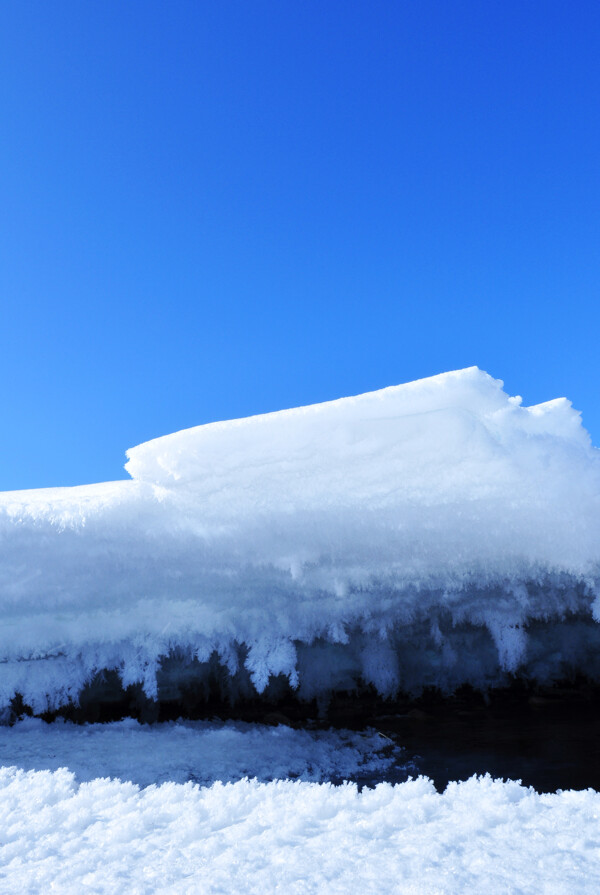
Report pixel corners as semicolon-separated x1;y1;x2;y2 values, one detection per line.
1;770;599;893
1;367;600;713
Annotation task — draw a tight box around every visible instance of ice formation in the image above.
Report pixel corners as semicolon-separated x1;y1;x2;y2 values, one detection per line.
1;366;600;713
1;770;599;893
0;717;401;787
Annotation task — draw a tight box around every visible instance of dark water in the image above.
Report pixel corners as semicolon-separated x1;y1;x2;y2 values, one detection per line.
36;675;600;793
355;684;600;792
195;681;600;792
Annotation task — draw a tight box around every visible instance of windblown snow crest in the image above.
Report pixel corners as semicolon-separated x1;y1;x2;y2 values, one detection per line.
1;367;600;715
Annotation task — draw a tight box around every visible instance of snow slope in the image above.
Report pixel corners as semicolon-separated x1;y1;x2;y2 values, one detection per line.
1;367;600;712
1;770;599;894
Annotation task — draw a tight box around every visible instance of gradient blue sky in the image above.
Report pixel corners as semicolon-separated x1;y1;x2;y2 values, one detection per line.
1;1;599;489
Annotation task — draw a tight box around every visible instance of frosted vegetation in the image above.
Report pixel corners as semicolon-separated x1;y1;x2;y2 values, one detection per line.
1;367;599;714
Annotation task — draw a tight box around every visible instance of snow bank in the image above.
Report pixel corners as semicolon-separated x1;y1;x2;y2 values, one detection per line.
1;367;600;712
0;718;402;787
1;770;599;893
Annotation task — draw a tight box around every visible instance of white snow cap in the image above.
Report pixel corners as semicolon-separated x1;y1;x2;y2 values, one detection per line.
125;365;590;493
1;367;600;712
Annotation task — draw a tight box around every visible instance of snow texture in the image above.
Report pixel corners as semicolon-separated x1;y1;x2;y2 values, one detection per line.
0;717;401;787
1;367;600;711
0;769;598;894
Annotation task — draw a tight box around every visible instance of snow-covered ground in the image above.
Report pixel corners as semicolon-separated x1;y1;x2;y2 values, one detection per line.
1;367;600;714
0;718;598;892
1;768;599;893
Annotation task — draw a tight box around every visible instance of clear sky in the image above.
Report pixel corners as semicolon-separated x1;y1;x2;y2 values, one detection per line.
1;1;599;490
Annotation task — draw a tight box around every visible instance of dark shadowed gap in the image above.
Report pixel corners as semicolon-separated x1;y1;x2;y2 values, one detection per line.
11;670;600;794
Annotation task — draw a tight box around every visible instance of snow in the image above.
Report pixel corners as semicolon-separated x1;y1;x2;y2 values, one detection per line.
2;368;600;890
0;769;598;893
0;717;402;787
1;367;600;712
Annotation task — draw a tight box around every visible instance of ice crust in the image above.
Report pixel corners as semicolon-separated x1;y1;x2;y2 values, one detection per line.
1;769;599;893
0;717;401;787
1;367;600;713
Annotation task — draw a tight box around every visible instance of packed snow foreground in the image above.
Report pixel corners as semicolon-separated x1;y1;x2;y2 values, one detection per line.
1;366;600;714
2;769;599;894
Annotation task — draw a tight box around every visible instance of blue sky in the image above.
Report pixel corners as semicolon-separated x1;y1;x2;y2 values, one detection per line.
1;1;599;489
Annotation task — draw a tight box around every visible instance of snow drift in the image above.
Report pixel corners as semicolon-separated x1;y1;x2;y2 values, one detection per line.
1;367;600;714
